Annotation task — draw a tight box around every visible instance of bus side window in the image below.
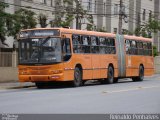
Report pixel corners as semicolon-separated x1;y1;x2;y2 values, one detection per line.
91;36;99;53
106;38;110;54
131;40;136;55
81;36;90;53
147;42;152;56
62;38;71;61
143;42;148;56
137;42;143;55
125;40;131;54
99;37;106;54
72;35;82;53
109;38;116;54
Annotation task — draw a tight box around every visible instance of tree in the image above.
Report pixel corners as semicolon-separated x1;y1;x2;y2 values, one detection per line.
51;0;77;27
134;17;160;38
38;13;48;28
0;2;11;47
9;8;37;38
51;0;93;29
86;15;94;31
135;27;142;36
96;27;107;32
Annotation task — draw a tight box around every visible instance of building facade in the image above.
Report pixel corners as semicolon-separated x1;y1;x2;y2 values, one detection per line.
0;0;159;53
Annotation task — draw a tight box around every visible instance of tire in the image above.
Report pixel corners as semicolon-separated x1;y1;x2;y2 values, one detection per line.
73;67;82;87
107;66;114;84
35;82;45;89
132;65;144;82
113;78;119;83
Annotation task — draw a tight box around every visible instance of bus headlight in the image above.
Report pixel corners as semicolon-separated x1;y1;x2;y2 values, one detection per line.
19;68;29;75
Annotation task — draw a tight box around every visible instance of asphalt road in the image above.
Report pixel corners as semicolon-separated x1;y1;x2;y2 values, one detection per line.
0;75;160;114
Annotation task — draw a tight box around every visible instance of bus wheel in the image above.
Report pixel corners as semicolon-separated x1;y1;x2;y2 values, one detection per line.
35;82;45;89
113;78;119;83
132;65;144;82
73;67;82;87
107;66;114;84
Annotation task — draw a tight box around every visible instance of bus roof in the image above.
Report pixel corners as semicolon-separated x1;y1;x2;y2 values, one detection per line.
124;35;152;42
20;28;152;42
20;27;116;38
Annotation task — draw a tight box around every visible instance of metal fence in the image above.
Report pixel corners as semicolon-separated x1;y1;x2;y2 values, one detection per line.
0;52;18;67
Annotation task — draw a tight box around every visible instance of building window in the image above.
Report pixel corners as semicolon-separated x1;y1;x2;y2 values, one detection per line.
104;3;106;15
40;0;46;4
113;28;117;33
143;9;146;21
94;0;97;13
137;12;141;25
149;10;152;19
51;0;53;6
121;5;125;14
87;0;92;12
114;4;119;15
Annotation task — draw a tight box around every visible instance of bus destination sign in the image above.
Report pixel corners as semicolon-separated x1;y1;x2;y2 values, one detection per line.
19;29;60;38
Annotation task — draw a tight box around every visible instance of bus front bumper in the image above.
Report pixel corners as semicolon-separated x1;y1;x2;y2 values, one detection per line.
19;74;64;82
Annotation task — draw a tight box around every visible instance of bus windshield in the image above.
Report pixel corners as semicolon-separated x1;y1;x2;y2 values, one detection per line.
19;37;62;65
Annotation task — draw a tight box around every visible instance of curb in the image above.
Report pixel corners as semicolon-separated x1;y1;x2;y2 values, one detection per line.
0;82;35;90
0;85;35;90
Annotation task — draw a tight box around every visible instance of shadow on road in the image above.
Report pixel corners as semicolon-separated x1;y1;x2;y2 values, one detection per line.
32;78;147;90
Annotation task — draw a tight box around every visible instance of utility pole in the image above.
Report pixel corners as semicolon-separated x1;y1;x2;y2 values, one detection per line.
118;0;123;34
76;0;80;29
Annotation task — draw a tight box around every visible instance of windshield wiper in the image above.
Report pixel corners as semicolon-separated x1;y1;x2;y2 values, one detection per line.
41;36;51;46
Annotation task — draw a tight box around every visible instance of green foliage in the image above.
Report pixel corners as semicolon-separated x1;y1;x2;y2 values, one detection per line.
153;45;158;57
38;13;47;28
134;17;160;38
9;8;37;38
51;0;93;29
86;15;94;31
14;8;37;29
0;2;11;47
135;27;141;36
58;0;74;27
146;18;160;33
0;4;37;46
96;27;107;32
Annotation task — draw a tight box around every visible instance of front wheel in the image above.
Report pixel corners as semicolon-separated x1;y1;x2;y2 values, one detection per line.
73;67;82;87
35;82;45;89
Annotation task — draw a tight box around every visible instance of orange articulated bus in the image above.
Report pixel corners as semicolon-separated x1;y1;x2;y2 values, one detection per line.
17;28;154;88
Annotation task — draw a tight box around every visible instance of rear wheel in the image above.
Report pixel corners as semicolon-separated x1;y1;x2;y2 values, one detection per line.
100;66;114;84
107;66;114;84
73;67;82;87
132;65;144;82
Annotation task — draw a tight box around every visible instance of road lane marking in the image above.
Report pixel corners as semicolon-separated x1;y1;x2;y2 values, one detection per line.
102;85;160;94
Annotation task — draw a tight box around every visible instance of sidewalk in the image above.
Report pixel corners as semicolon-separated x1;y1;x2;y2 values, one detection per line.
0;81;35;90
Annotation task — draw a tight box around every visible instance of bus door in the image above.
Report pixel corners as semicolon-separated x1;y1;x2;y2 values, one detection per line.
81;35;92;80
91;36;100;79
61;33;73;80
116;34;126;77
